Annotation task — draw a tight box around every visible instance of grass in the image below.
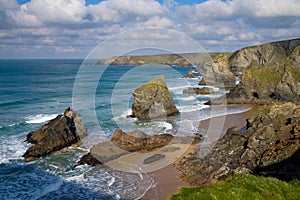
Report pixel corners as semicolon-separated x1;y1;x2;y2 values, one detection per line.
170;174;300;200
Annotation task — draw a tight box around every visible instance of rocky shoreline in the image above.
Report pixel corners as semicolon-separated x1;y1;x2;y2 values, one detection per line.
22;38;300;199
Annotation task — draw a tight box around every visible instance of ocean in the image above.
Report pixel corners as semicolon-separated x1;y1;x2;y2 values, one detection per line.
0;59;249;199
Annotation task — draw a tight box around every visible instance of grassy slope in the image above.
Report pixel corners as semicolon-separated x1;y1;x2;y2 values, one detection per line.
170;174;300;200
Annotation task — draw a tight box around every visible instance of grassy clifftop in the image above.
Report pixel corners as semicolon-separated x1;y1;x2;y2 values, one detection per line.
98;52;232;66
170;174;300;200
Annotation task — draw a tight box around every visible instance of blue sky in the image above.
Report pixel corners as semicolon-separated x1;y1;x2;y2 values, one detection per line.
1;0;300;58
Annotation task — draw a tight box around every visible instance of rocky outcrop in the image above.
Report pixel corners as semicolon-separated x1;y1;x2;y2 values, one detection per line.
177;103;300;186
23;108;87;161
208;40;300;105
229;38;300;76
183;87;214;95
78;129;174;165
197;53;236;88
131;75;179;120
182;70;200;78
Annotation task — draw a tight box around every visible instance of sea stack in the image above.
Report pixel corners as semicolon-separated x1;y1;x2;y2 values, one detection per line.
131;75;179;120
23;107;87;161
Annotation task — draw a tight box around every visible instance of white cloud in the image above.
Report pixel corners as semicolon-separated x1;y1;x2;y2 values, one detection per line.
0;0;299;58
177;0;300;25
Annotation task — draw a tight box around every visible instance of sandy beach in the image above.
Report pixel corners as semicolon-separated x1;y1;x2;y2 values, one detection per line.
142;105;257;200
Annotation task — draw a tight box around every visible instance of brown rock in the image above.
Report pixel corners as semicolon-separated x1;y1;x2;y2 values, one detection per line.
183;87;214;95
131;75;179;120
177;103;300;186
78;129;174;165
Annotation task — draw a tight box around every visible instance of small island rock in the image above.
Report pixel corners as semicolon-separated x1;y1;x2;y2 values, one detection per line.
131;75;179;120
23;108;87;161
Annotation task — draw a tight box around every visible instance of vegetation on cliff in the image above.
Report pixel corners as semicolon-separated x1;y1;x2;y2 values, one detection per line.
170;174;300;200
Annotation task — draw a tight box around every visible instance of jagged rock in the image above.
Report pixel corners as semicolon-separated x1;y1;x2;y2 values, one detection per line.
183;87;214;95
177;103;300;186
76;153;102;166
197;53;236;88
131;75;179;120
208;40;300;105
198;78;207;86
182;70;199;78
23;108;87;161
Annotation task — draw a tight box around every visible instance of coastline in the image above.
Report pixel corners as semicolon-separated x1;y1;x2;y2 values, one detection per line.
142;105;257;200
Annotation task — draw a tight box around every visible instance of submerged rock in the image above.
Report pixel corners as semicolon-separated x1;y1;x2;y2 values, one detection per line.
143;154;166;164
131;75;179;120
23;108;87;161
178;103;300;186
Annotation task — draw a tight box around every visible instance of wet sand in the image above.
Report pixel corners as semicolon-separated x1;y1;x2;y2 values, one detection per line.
142;105;257;200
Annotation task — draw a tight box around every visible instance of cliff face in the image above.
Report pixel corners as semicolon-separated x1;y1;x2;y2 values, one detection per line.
229;38;300;76
99;54;193;66
198;53;236;88
227;44;300;103
177;103;300;186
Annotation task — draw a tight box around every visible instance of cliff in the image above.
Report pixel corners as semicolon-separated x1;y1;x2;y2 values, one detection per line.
229;38;300;76
99;53;195;66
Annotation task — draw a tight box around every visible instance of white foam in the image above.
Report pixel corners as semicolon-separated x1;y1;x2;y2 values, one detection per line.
155;121;173;131
179;104;210;113
25;114;58;124
177;96;196;101
108;177;115;187
65;174;84;182
0;134;30;164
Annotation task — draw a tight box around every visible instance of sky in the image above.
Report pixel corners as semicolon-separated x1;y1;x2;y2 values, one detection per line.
0;0;299;59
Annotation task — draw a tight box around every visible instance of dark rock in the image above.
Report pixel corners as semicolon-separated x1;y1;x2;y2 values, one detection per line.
183;87;214;95
182;70;198;78
143;154;166;164
198;78;207;86
177;103;300;186
23;108;87;161
76;153;102;166
131;75;179;120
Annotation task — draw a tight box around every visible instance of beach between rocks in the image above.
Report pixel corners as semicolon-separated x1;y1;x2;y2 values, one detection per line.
142;106;256;200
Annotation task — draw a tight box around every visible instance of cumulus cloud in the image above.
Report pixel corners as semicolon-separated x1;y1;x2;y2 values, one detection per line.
0;0;299;58
177;0;300;27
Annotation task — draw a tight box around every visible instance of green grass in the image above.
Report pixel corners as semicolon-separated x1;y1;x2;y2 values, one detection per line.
170;174;300;200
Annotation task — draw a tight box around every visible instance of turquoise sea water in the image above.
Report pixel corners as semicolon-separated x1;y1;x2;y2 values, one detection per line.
0;59;249;199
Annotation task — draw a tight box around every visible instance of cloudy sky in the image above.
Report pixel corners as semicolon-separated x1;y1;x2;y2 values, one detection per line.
0;0;299;59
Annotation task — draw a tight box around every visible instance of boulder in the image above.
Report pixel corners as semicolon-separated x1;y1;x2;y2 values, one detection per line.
177;103;300;186
23;108;87;161
183;87;214;95
131;75;179;120
78;129;174;165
